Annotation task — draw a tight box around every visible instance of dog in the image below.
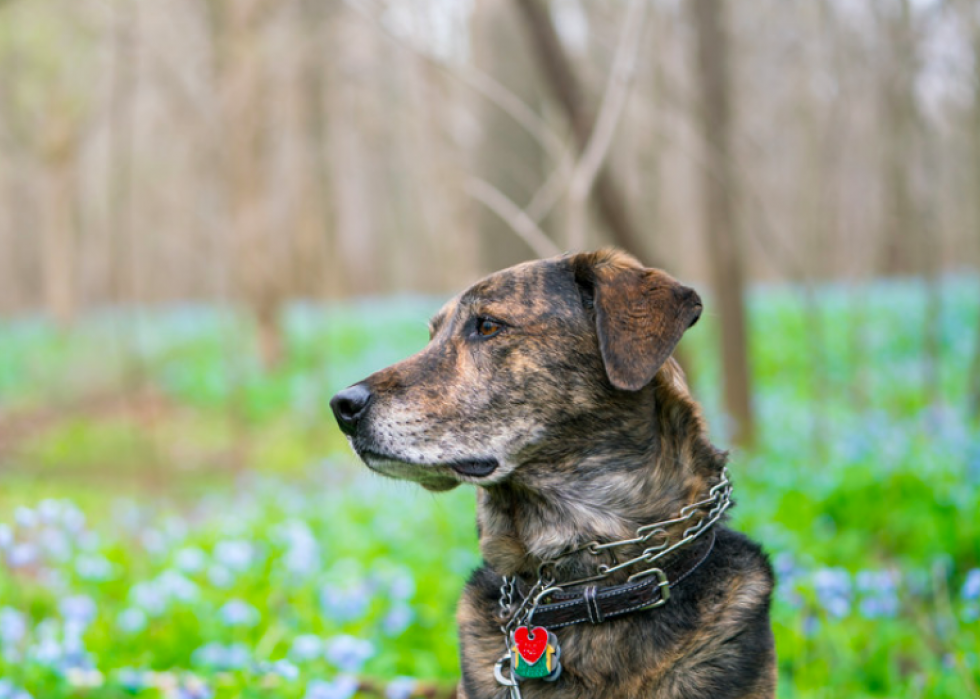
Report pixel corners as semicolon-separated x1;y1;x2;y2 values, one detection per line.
331;249;775;699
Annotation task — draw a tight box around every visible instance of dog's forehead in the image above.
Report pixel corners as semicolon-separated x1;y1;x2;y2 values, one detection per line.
429;258;577;331
462;258;571;306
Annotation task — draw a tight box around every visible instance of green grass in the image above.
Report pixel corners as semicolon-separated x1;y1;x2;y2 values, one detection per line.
0;277;978;698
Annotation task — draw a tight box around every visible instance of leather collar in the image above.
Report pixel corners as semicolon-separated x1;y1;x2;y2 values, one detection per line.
516;530;717;629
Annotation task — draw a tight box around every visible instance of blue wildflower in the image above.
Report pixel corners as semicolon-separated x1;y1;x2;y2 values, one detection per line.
207;565;235;588
14;507;37;529
174;547;208;574
141;529;167;556
192;642;251;671
0;524;12;549
214;540;254;572
289;634;324;662
385;677;417;699
812;567;851;618
0;679;33;699
7;543;37;568
65;668;103;688
115;668;149;692
177;675;213;699
387;571;416;601
259;659;300;681
304;676;359;699
219;599;260;627
0;607;27;645
39;528;71;562
320;584;370;623
157;570;199;602
383;603;414;637
962;569;980;601
59;595;97;627
277;521;321;577
856;570;898;619
130;581;168;616
75;554;114;582
325;635;375;673
117;608;148;634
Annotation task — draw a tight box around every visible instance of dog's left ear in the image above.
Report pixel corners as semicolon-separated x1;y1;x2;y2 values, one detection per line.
571;250;703;391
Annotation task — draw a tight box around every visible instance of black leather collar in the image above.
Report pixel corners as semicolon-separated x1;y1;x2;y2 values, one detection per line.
518;530;717;629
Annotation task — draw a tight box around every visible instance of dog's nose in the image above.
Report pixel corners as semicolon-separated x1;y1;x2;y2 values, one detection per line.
330;383;373;436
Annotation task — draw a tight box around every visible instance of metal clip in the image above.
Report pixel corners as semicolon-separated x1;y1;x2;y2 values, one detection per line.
629;567;671;609
494;653;523;699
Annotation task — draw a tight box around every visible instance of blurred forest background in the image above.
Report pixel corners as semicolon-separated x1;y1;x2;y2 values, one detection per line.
1;0;980;698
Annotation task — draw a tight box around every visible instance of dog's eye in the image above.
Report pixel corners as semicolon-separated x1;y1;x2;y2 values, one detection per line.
476;318;503;338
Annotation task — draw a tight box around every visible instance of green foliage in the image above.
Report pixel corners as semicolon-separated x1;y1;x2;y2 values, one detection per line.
0;279;978;698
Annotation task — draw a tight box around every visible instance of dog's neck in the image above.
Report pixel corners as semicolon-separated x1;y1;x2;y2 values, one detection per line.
477;359;728;583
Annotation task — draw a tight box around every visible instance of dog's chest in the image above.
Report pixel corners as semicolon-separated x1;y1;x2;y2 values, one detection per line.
459;586;679;699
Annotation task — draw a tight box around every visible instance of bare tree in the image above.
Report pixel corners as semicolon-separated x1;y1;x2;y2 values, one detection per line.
472;0;550;269
690;0;755;447
512;0;648;259
39;106;82;327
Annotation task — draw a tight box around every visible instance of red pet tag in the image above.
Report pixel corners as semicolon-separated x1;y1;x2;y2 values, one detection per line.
511;626;562;681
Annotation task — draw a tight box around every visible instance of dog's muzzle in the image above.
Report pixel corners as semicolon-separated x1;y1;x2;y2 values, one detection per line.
330;383;372;436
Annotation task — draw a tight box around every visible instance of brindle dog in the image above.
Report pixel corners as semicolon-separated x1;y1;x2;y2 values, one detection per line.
331;249;775;699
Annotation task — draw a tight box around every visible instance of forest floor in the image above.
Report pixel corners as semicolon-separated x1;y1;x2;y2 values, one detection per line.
1;279;979;699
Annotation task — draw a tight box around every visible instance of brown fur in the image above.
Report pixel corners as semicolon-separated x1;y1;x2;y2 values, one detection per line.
331;250;775;699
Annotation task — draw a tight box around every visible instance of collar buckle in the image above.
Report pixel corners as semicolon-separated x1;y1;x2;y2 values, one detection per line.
634;567;671;610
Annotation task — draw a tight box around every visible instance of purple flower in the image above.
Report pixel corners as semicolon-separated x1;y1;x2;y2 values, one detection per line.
325;635;374;673
304;676;359;699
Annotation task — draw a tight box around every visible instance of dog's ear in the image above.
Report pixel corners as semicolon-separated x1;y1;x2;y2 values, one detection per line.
571;250;702;391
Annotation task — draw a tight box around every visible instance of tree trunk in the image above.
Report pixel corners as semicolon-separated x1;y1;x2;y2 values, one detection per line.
512;0;647;260
106;0;139;306
690;0;755;448
876;0;918;277
216;0;285;369
472;0;549;270
40;112;79;327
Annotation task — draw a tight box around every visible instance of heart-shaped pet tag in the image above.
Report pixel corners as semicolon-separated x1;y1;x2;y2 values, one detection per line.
513;626;549;664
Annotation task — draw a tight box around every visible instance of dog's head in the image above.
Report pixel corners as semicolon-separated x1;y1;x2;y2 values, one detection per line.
330;249;702;492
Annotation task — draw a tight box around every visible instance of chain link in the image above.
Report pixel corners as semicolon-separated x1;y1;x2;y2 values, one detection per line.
495;469;731;694
533;468;731;590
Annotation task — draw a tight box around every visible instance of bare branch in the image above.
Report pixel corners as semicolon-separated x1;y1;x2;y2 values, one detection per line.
345;0;567;162
465;178;561;258
566;0;649;248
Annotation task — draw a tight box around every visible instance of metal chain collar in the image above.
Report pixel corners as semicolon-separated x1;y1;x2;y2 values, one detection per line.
498;467;732;623
493;469;731;698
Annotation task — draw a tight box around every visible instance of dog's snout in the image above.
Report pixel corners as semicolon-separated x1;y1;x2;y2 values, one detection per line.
330;383;373;436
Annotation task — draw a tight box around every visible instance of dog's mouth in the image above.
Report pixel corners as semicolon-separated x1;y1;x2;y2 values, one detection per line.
358;448;500;485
